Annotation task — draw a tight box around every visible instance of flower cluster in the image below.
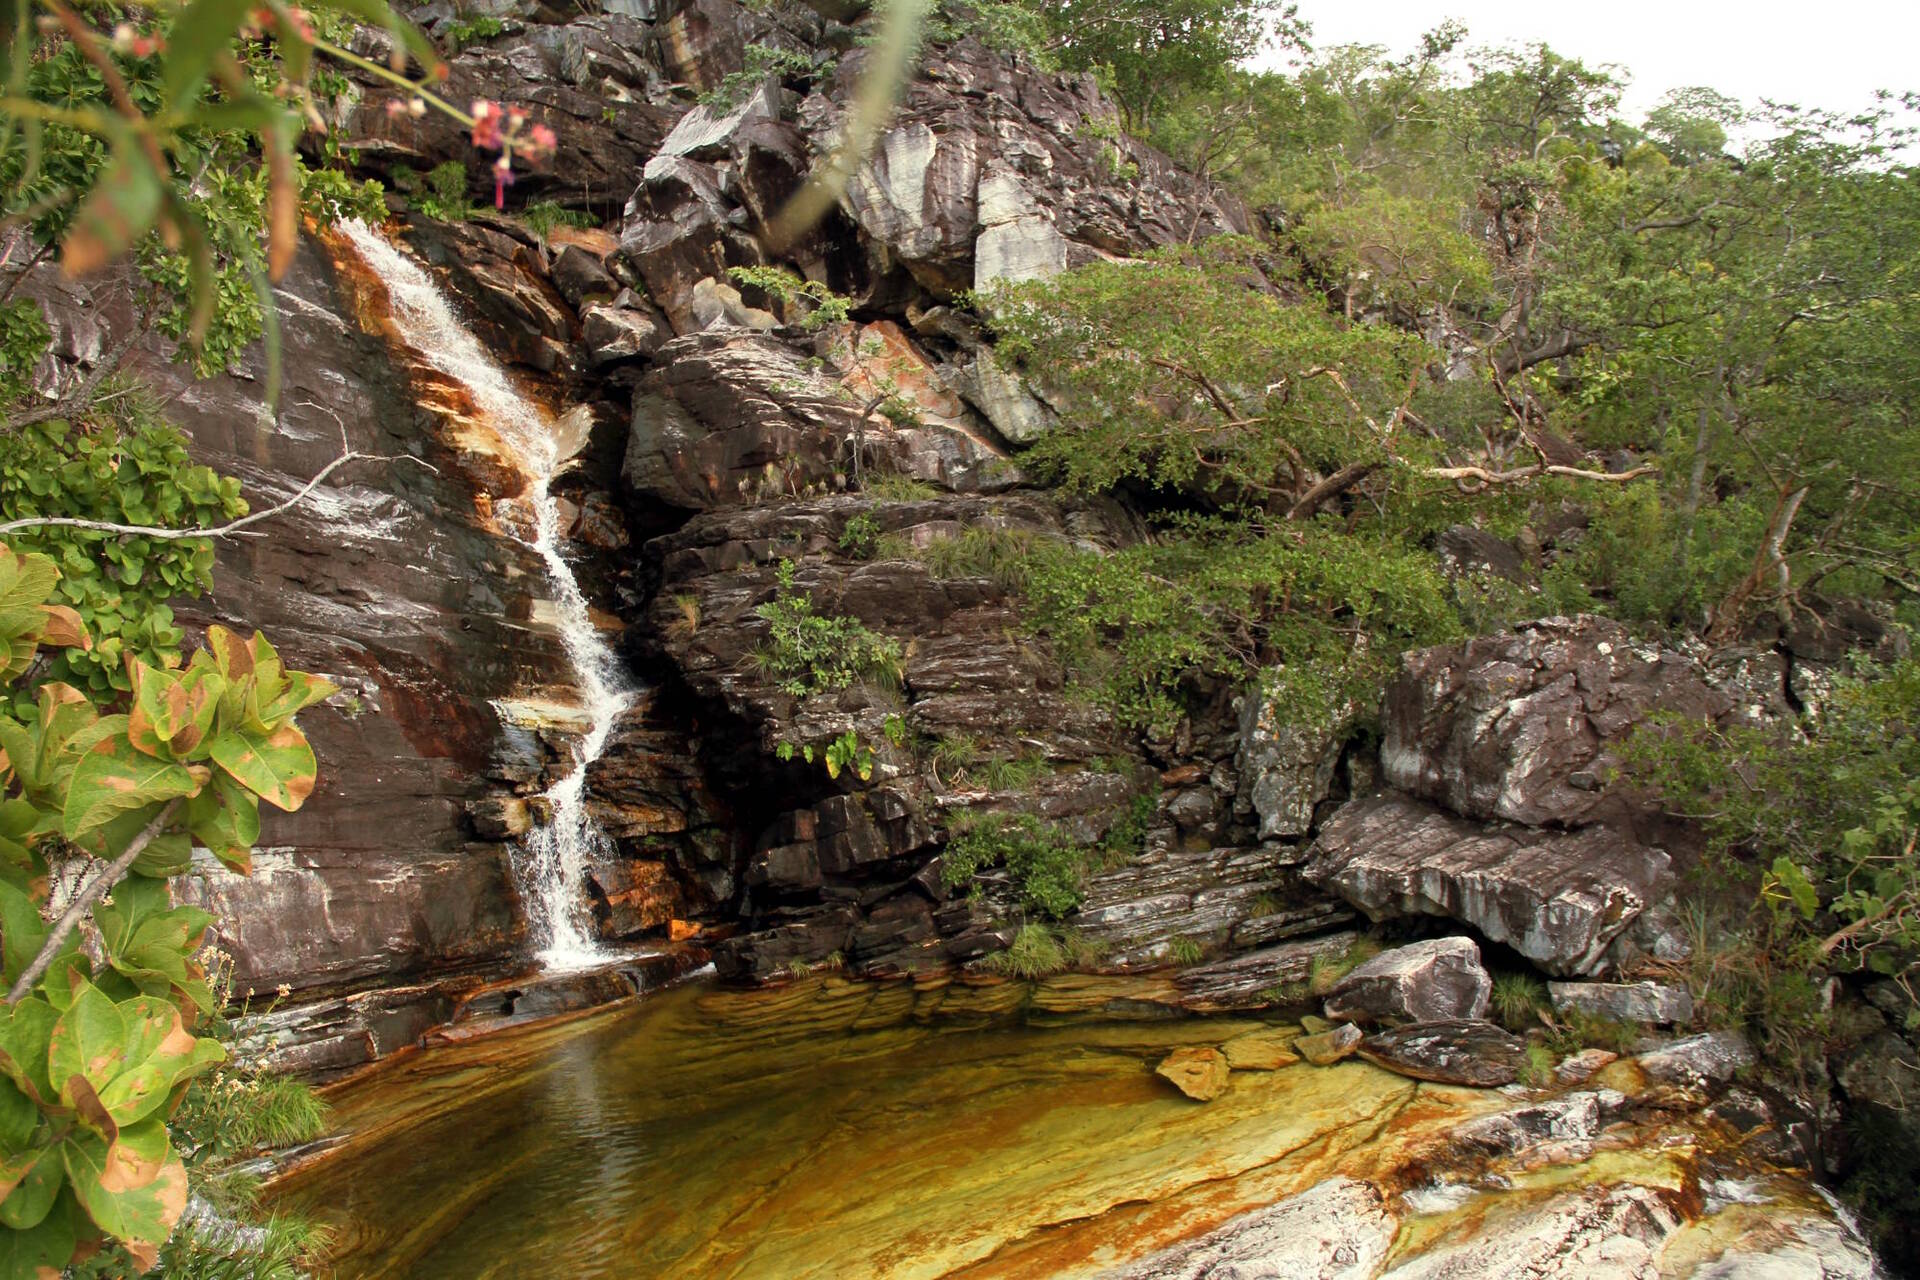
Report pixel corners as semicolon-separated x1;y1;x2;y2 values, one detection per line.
110;22;165;57
469;100;558;206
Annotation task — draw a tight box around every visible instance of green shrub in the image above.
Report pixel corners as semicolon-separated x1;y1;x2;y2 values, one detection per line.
942;813;1093;919
517;199;595;243
441;14;504;51
174;1070;329;1161
726;265;851;330
417;161;476;221
751;559;902;696
698;45;825;110
839;512;882;559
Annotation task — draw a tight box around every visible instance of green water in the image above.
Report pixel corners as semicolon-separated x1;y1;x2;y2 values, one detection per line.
271;974;1490;1279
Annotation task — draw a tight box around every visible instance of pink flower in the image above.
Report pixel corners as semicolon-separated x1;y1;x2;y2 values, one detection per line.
492;153;514;208
470;100;502;150
523;123;558;162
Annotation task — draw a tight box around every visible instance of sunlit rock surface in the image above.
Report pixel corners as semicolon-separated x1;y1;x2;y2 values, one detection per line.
270;976;1882;1279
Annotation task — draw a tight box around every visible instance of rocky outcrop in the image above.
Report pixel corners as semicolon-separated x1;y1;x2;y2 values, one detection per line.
1381;616;1727;827
1549;980;1693;1025
1323;937;1492;1025
1301;794;1675;976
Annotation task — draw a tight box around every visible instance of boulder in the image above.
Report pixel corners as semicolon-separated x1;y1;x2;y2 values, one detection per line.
1156;1047;1231;1101
1172;932;1365;1013
1323;937;1493;1026
1554;1048;1619;1085
1636;1030;1755;1087
1380;616;1727;827
1300;794;1672;976
1548;980;1693;1025
1296;1022;1363;1066
550;243;617;307
1358;1020;1530;1087
582;300;671;366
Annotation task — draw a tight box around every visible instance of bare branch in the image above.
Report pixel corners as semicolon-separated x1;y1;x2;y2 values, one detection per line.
1423;462;1660;486
5;799;181;1004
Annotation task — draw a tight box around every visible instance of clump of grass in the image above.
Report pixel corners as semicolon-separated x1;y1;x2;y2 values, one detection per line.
1492;971;1551;1030
1543;1007;1642;1057
158;1207;325;1280
1518;1042;1559;1088
861;473;939;502
1306;936;1382;997
1168;934;1204;966
986;923;1105;978
174;1069;329;1160
667;591;701;639
978;752;1050;791
915;526;1040;591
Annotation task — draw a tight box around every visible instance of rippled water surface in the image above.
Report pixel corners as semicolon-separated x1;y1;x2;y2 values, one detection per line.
270;975;1474;1279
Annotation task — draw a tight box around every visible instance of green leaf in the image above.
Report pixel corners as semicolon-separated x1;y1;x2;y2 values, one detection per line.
60;1117;185;1266
61;738;199;840
184;771;259;873
0;1000;58;1106
0;879;48;988
47;980;127;1106
0;1186;76;1277
208;723;316;812
0;1146;63;1230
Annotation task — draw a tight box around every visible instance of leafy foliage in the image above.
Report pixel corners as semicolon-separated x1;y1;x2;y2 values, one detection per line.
941;813;1092;919
698;45;825;110
0;407;246;699
0;547;331;1271
752;559;902;697
727;266;852;330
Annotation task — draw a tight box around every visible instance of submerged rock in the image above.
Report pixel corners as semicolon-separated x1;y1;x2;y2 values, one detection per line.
1155;1047;1231;1101
1323;937;1492;1026
1358;1020;1530;1087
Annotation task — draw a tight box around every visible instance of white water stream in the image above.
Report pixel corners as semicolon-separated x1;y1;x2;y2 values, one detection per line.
339;221;627;971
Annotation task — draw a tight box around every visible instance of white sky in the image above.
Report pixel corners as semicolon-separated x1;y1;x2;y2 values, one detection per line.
1271;0;1920;128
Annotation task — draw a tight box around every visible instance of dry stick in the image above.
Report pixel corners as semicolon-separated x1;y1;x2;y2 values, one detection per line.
5;798;181;1004
4;318;149;433
1424;462;1660;486
0;445;432;540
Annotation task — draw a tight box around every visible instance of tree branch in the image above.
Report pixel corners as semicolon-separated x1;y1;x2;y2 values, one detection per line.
1423;462;1659;486
5;799;181;1004
1288;461;1383;520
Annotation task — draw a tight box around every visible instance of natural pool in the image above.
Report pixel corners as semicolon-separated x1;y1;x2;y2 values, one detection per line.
269;972;1473;1278
269;971;1845;1279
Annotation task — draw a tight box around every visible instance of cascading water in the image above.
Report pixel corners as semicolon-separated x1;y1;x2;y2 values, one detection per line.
337;220;627;970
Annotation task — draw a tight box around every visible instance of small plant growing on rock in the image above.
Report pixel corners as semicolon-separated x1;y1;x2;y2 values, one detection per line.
517;200;596;244
863;474;939;502
417;161;477;222
942;813;1092;920
727;266;852;330
1518;1043;1559;1089
839;513;882;559
1168;935;1204;966
752;560;903;696
775;730;876;781
1492;972;1551;1030
986;924;1105;979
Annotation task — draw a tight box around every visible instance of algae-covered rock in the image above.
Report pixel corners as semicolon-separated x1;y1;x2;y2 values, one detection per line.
1156;1046;1231;1100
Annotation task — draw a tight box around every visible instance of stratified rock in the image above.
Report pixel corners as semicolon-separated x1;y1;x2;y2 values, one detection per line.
1296;1023;1364;1066
1104;1177;1395;1279
1220;1027;1302;1071
1156;1047;1231;1101
1323;937;1492;1026
1548;980;1694;1025
1381;616;1727;826
1300;794;1672;976
1377;1184;1682;1280
1173;933;1364;1013
1073;848;1351;969
1637;1030;1756;1087
1358;1020;1530;1087
1236;673;1357;839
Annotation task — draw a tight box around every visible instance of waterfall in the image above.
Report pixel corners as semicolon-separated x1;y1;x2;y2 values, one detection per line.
336;221;628;971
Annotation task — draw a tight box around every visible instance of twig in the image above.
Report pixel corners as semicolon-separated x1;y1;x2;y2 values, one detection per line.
1423;462;1659;486
5;799;180;1004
